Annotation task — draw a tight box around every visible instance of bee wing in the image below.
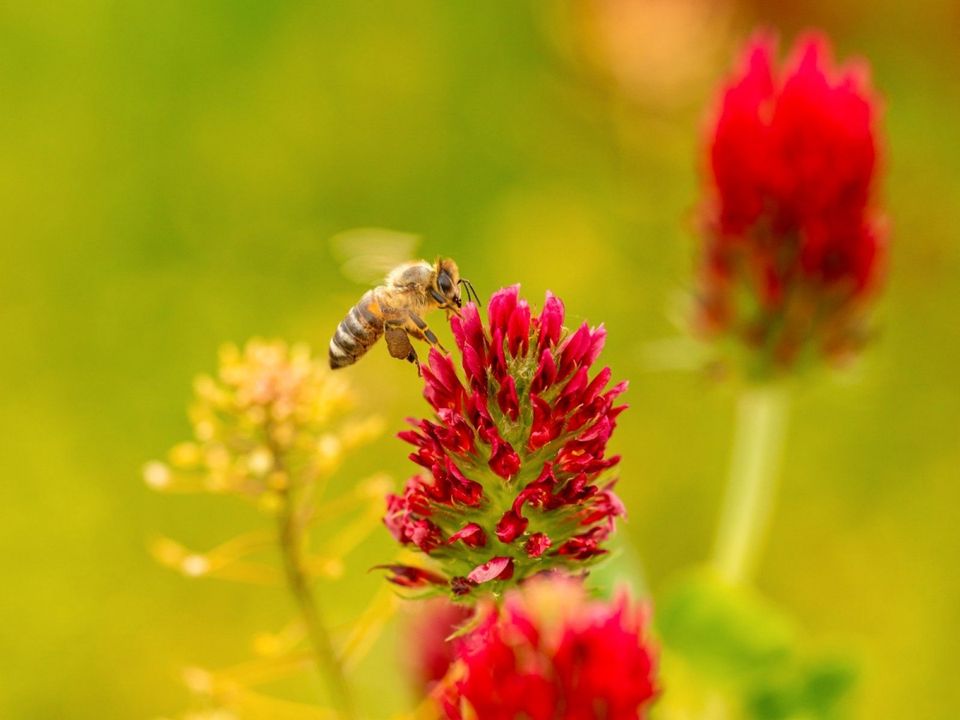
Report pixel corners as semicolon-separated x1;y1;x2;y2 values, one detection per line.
329;228;421;285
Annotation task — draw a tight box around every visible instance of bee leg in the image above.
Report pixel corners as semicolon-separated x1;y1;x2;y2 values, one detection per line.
430;290;463;317
406;312;448;353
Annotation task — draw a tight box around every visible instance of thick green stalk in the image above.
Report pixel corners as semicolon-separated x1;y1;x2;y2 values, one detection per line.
712;384;790;584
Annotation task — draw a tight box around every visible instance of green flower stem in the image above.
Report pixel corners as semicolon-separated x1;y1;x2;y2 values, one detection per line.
277;485;356;720
712;383;791;585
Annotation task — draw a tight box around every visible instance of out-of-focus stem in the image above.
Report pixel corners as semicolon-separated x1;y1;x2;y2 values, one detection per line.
712;384;790;585
277;485;356;720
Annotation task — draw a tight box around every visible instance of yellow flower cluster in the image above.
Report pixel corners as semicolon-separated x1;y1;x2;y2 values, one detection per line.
144;339;382;509
146;339;393;719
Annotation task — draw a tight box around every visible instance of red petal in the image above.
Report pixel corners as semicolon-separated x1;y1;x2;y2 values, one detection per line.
525;533;552;558
585;325;607;366
531;348;558;395
487;285;519;334
489;327;508;382
537;291;565;350
488;437;521;480
409;519;444;552
448;522;487;548
495;509;528;543
507;300;531;357
528;394;562;451
466;556;515;584
496;375;520;422
374;564;446;588
557;323;591;378
423;349;466;411
582;366;612;404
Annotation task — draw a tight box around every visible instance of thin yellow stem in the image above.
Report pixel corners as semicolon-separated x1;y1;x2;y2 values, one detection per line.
277;487;357;720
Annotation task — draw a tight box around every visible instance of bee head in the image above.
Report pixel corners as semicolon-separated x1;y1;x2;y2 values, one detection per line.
433;258;480;312
435;258;462;309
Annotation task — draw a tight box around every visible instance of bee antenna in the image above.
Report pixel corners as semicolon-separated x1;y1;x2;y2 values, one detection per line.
459;278;481;306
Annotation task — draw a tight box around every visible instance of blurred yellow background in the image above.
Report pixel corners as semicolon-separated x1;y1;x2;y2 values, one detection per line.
1;1;958;718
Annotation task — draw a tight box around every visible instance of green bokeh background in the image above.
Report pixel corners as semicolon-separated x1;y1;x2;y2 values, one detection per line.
2;1;958;718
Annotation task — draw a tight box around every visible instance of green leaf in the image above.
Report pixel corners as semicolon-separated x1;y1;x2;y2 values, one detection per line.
800;654;858;717
655;568;859;719
655;568;796;682
744;653;858;720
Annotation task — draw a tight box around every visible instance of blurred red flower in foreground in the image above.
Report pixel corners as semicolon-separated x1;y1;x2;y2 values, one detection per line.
401;598;474;694
381;287;627;599
696;32;886;374
435;575;658;720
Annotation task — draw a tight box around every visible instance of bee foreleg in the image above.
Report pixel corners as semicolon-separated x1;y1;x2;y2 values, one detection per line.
405;312;447;354
429;289;461;317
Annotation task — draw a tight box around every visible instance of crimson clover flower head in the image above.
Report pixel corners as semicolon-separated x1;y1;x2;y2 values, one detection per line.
696;31;886;376
434;575;658;720
382;286;628;599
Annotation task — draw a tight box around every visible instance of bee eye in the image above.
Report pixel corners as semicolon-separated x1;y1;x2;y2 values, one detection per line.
438;272;453;294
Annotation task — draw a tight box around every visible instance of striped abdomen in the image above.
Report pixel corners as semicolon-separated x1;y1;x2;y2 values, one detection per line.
329;290;385;369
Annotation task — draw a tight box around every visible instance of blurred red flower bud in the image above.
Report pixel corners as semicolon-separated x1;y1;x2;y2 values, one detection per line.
696;32;887;374
434;575;658;719
400;598;475;696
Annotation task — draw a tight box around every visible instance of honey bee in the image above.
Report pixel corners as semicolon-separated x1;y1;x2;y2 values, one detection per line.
328;258;480;373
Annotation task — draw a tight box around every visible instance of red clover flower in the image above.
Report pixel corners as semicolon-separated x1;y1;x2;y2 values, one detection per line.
381;286;628;599
434;575;658;720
